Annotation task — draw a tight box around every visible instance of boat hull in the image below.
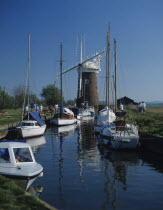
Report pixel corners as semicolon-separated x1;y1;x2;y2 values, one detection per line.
102;136;139;149
2;171;43;190
50;118;77;126
17;125;46;138
101;124;139;149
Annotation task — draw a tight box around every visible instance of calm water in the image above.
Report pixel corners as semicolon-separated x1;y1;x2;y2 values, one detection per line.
27;118;163;210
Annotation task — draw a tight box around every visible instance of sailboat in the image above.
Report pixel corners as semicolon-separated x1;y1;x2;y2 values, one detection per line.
16;33;46;138
49;42;77;126
94;25;116;133
100;39;139;149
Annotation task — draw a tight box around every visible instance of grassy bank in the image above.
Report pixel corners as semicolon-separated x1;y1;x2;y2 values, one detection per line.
126;105;163;137
0;175;48;210
0;109;54;127
0;109;22;126
1;106;163;137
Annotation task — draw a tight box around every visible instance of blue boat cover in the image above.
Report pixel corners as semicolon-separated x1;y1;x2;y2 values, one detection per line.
29;112;45;126
0;140;26;143
69;107;80;115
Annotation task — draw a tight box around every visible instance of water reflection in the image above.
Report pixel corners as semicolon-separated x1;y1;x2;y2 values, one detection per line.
51;124;77;136
78;117;96;150
139;151;163;173
31;119;163;210
97;143;139;209
58;135;64;205
26;136;46;153
77;118;98;184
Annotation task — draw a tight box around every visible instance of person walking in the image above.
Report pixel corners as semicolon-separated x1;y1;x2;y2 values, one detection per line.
139;102;143;113
40;104;43;112
119;103;124;111
142;101;146;113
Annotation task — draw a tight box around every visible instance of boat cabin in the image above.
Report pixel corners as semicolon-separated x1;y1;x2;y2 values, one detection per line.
19;120;40;127
0;141;35;164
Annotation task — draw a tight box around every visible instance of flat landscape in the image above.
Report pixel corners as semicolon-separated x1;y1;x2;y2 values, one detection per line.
0;105;163;137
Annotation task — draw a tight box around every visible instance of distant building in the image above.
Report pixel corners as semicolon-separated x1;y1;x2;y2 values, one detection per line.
117;96;137;106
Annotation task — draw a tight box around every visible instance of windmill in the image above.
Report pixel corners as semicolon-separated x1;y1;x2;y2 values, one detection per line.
60;40;104;108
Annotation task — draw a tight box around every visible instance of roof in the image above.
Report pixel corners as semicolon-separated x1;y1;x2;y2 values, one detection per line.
117;96;136;105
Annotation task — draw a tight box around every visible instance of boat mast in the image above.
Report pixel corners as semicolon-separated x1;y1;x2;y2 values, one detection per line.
60;42;63;103
106;24;110;107
27;33;30;120
114;39;117;112
77;36;83;99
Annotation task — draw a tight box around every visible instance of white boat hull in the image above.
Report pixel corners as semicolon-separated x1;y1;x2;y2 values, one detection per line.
50;118;77;126
5;170;43;190
101;123;139;149
102;136;139;149
81;107;95;117
17;125;46;138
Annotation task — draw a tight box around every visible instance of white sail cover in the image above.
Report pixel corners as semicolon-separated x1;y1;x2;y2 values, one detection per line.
64;108;74;117
97;106;116;126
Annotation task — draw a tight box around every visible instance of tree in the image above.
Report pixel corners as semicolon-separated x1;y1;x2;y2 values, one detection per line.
13;85;40;108
41;84;63;106
65;99;76;106
0;86;14;109
13;85;25;108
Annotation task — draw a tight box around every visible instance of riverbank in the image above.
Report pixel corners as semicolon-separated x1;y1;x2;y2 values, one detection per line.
1;105;163;138
126;104;163;137
0;175;56;210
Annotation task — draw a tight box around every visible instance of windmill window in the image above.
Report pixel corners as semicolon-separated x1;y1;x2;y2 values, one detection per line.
85;79;89;84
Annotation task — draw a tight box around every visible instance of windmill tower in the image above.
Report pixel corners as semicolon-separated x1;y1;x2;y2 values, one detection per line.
61;40;104;108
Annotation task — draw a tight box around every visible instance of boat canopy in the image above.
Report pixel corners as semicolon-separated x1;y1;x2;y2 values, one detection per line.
64;108;74;116
69;107;80;115
24;112;45;126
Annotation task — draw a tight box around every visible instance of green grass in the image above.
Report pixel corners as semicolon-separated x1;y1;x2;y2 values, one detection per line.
0;175;49;210
0;109;22;126
125;105;163;137
1;106;163;137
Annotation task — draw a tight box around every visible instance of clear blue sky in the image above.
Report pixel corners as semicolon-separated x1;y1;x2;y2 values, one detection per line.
0;0;163;103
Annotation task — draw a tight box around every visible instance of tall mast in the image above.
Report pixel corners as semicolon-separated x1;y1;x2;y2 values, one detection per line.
80;36;83;63
27;33;30;120
60;42;63;103
114;39;117;112
106;24;110;107
77;36;83;99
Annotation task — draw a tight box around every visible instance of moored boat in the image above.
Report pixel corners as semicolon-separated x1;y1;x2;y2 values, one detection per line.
0;140;43;190
16;34;46;138
17;112;46;138
101;120;139;149
94;106;116;133
81;106;95;117
50;107;77;126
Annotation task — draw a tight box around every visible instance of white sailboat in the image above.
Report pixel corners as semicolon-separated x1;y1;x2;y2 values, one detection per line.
81;106;95;117
100;38;139;149
50;107;77;126
16;33;46;138
94;106;116;133
94;25;116;133
49;43;77;126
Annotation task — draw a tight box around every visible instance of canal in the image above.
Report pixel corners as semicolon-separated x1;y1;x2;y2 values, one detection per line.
27;117;163;210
